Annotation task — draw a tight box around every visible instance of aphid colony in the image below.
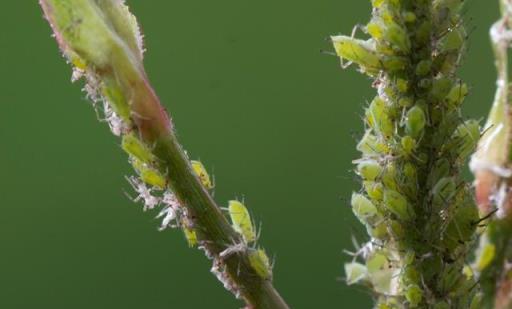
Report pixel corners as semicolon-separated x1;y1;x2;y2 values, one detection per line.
121;126;272;280
333;0;481;307
43;0;278;304
66;31;273;285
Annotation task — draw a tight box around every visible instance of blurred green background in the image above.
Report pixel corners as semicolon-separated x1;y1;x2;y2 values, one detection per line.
0;1;499;308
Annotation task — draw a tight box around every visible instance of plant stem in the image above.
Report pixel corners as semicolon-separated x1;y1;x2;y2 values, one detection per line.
471;1;512;308
39;1;289;308
335;1;481;307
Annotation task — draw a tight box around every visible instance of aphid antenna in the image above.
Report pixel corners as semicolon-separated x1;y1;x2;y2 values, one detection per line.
319;49;336;57
351;24;366;38
472;208;499;226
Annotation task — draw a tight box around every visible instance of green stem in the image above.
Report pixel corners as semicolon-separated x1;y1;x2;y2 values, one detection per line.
39;1;289;308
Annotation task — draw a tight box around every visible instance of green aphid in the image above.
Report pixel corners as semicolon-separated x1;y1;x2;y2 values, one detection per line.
405;105;426;138
357;160;383;181
415;60;432;76
428;158;451;187
183;227;198;247
440;263;464;292
399;97;413;107
401;136;416;155
366;251;395;294
402;265;420;286
357;131;389;156
369;222;388;239
363;181;384;201
439;28;465;52
344;262;367;285
381;55;408;71
131;158;167;189
470;293;483;309
351;193;379;225
367;21;385;41
384;22;411;53
331;36;381;73
446;82;468;106
415;21;432;45
396;78;409;93
403;12;416;23
432;177;456;205
405;284;423;307
102;77;131;121
248;248;272;280
122;133;155;163
366;97;394;137
382;162;398;190
443;203;478;249
371;0;385;8
432;77;454;100
228;200;256;243
388;220;405;238
367;14;410;53
451;120;480;159
383;189;414;221
403;162;417;185
191;160;213;189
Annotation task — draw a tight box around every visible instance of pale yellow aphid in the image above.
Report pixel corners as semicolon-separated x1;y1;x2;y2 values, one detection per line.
183;227;198;247
122;133;155;164
228;200;256;243
131;158;166;189
248;248;272;280
191;160;213;189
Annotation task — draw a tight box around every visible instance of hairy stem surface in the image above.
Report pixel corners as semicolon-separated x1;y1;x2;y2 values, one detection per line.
39;1;289;308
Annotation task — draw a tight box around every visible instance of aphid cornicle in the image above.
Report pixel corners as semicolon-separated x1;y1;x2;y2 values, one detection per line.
228;200;256;243
191;160;213;189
